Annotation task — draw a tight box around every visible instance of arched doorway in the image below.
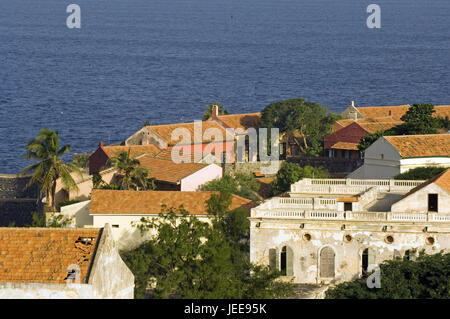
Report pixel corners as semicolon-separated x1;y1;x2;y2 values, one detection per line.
280;246;294;276
362;248;376;275
319;246;335;278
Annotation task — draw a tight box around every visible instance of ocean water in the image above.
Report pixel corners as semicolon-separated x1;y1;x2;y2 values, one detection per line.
0;0;449;173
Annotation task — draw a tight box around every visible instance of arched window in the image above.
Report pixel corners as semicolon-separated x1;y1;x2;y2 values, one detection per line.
320;246;335;278
280;246;294;276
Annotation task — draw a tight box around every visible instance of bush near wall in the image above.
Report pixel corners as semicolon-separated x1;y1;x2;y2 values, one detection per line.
394;167;447;180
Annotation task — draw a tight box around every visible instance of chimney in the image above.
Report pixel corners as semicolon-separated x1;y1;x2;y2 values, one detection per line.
211;105;219;119
351;101;355;107
99;141;104;148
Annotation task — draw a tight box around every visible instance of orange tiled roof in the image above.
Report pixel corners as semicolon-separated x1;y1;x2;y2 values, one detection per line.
215;113;261;131
138;155;209;183
102;144;163;159
356;104;450;120
335;119;356;131
330;142;359;151
384;134;450;158
0;228;100;284
90;190;253;215
358;120;403;134
337;197;358;202
153;149;207;163
146;121;231;145
356;105;410;120
435;105;450;119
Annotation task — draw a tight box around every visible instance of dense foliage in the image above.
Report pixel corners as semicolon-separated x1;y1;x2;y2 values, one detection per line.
260;98;341;156
271;162;329;195
394;167;447;180
104;150;156;191
325;251;450;299
121;203;294;299
200;173;261;201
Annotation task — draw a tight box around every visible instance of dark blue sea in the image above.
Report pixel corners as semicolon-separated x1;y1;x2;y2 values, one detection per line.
0;0;449;173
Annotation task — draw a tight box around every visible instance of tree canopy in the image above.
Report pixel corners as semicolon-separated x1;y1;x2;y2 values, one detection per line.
325;251;450;299
121;203;294;299
271;162;329;195
19;128;82;210
358;104;447;153
200;173;261;201
106;150;156;191
260;98;341;156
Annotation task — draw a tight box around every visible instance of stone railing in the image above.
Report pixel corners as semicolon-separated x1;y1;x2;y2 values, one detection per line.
291;178;425;194
265;197;339;210
251;208;450;223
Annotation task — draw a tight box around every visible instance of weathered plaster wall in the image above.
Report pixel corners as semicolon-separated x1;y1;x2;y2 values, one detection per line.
391;183;450;213
88;224;135;298
250;220;450;285
59;200;92;227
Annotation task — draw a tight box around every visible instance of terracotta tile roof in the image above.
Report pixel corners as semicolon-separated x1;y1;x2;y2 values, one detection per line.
384;134;450;158
356;105;450;121
0;228;100;284
337;197;358;202
153;149;206;163
435;105;450;119
357;120;403;134
401;169;450;199
434;169;450;193
215;113;261;131
146;121;231;145
90;190;253;215
335;119;356;131
356;105;410;120
138;155;209;184
102;145;163;159
330;142;359;151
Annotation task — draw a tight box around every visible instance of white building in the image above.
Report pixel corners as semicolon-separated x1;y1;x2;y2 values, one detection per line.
61;189;253;250
349;134;450;179
250;171;450;285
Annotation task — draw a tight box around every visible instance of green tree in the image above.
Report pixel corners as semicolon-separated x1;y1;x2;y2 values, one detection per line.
260;98;341;156
271;162;329;195
122;203;294;299
202;102;229;121
325;251;450;299
394;167;447;180
107;150;156;190
357;130;385;153
19;129;82;211
200;173;260;201
392;103;439;135
72;152;89;170
27;211;73;228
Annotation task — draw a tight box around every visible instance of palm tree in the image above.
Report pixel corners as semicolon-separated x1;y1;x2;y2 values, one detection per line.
19;128;82;211
107;150;156;190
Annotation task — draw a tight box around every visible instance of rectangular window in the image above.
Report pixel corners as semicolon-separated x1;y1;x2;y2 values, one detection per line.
428;194;438;212
344;202;353;211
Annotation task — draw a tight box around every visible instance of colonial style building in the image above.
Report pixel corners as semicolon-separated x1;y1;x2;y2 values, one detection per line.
60;189;254;250
0;224;134;298
349;134;450;179
249;171;450;285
